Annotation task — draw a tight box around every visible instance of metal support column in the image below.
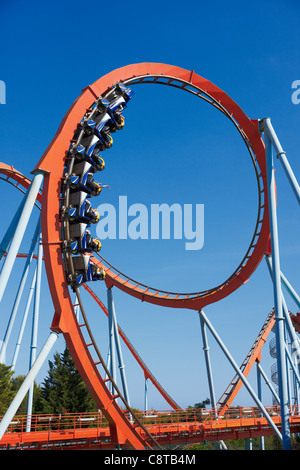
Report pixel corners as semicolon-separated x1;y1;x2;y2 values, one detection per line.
199;311;217;416
107;288;117;394
199;312;228;450
0;217;41;363
265;255;300;377
112;307;131;407
0;196;26;263
26;231;43;431
263;118;291;449
199;310;283;441
145;377;148;412
256;361;265;450
267;259;300;395
0;172;44;305
0;331;59;441
263;118;300;205
256;361;280;405
280;270;300;309
285;343;300;390
106;288;131;406
11;264;37;368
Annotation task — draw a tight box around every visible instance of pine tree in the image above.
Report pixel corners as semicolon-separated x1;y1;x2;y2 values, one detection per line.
10;375;43;415
0;363;16;415
37;346;97;414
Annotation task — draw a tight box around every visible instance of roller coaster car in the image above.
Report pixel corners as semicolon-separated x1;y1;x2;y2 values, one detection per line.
68;193;99;224
70;254;105;287
105;83;134;129
69;162;103;197
89;119;113;149
83;105;114;150
98;83;133;128
68;223;101;254
72;83;133;151
86;230;101;252
108;82;134;105
72;142;105;173
83;86;133;148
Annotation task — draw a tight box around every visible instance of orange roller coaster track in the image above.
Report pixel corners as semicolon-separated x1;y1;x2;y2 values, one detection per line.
33;63;270;313
0;63;275;449
0;162;181;410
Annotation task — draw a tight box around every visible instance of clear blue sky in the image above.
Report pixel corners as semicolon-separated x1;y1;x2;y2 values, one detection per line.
0;0;299;410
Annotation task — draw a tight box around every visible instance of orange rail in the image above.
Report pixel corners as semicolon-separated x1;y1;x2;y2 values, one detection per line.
1;406;300;449
82;283;181;410
0;164;179;413
0;62;272;449
34;63;270;312
217;309;276;415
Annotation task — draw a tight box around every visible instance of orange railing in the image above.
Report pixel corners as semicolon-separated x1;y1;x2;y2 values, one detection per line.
2;405;300;437
2;412;109;436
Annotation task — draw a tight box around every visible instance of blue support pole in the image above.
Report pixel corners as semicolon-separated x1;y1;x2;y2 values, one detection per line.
0;217;41;363
280;270;300;309
26;231;43;431
113;317;131;407
199;311;227;450
199;310;283;441
0;331;58;441
11;264;37;369
256;361;280;405
0;172;44;305
199;311;217;416
256;361;265;450
107;288;117;394
285;344;300;391
265;255;300;365
264;118;291;449
107;287;131;406
263;119;300;205
105;345;111;391
0;196;26;263
145;377;148;411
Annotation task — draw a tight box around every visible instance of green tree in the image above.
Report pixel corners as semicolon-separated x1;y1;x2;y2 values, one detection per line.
10;375;43;415
194;398;210;409
0;363;16;415
36;346;97;414
188;398;210;409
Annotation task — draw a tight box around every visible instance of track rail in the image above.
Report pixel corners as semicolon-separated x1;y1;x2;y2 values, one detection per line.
2;406;300;450
33;63;270;312
216;309;276;415
0;63;271;449
0;164;161;449
82;283;181;410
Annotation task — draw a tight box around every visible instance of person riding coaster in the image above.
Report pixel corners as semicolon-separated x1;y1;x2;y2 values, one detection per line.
67;193;99;224
68;161;110;197
69;254;106;288
107;82;135;108
71;142;105;173
81;83;134;149
68;223;101;254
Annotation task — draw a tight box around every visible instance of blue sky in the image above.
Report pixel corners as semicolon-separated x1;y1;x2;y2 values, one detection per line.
0;0;299;411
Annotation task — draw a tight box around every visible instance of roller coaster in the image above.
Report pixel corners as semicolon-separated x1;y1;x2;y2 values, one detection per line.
0;63;299;450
